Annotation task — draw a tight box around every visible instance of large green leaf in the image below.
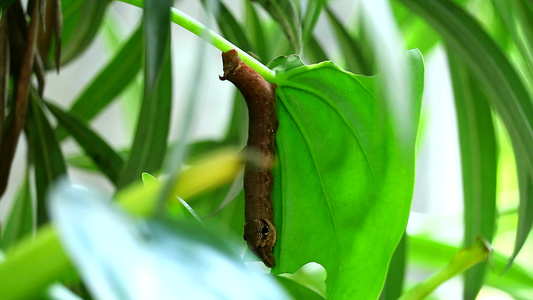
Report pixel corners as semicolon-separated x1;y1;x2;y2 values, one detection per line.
395;0;533;265
117;0;172;188
25;90;67;226
271;50;424;299
46;102;124;185
57;24;143;141
448;52;498;299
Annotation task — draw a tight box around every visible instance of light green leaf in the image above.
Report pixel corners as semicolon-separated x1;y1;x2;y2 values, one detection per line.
301;0;325;44
117;0;172;188
0;172;33;251
448;52;498;299
271;50;424;299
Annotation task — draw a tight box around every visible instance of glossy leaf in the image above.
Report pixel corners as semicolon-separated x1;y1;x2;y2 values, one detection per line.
448;52;497;299
271;50;424;299
0;172;33;250
48;182;290;299
57;24;143;141
252;0;302;53
117;0;172;188
25;90;67;226
395;0;533;264
46;102;124;185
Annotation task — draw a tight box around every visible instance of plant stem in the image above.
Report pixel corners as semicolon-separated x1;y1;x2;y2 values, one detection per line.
118;0;276;83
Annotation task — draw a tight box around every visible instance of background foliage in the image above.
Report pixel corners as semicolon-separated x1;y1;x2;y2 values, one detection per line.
0;0;532;299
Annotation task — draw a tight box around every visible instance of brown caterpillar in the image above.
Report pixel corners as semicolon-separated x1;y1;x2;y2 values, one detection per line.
219;49;277;268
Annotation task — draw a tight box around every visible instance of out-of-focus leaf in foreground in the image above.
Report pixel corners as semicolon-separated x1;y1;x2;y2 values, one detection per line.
48;181;290;300
271;50;424;299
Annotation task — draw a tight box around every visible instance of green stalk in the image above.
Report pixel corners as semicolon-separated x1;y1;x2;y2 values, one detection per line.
399;238;491;300
119;0;276;83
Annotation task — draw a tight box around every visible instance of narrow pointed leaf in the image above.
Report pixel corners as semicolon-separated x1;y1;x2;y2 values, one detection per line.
46;102;124;185
271;50;424;299
252;0;302;53
396;0;533;268
57;24;143;141
59;0;109;67
25;90;67;226
245;1;269;61
117;0;172;188
448;52;497;299
0;172;33;251
301;0;325;43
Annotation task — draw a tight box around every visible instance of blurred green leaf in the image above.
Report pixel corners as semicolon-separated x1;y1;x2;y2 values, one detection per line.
57;24;143;141
396;0;533;269
200;0;253;52
400;238;490;300
252;0;302;53
271;50;424;298
245;1;269;61
46;101;124;185
325;7;372;75
448;52;498;299
408;235;533;299
301;0;325;44
25;90;67;226
59;0;110;67
117;0;172;188
381;233;407;299
48;182;290;299
303;35;328;64
0;172;33;251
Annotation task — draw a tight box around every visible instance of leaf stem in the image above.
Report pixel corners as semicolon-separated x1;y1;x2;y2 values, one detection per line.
118;0;276;83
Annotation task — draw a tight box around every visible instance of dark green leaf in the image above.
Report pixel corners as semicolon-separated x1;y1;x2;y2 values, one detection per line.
59;0;110;67
303;35;328;64
396;0;533;269
380;233;407;299
46;101;124;185
325;7;372;75
200;0;253;52
271;50;424;298
57;24;143;141
448;51;498;299
0;172;33;251
275;276;324;300
252;0;302;53
117;0;172;188
25;90;67;226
